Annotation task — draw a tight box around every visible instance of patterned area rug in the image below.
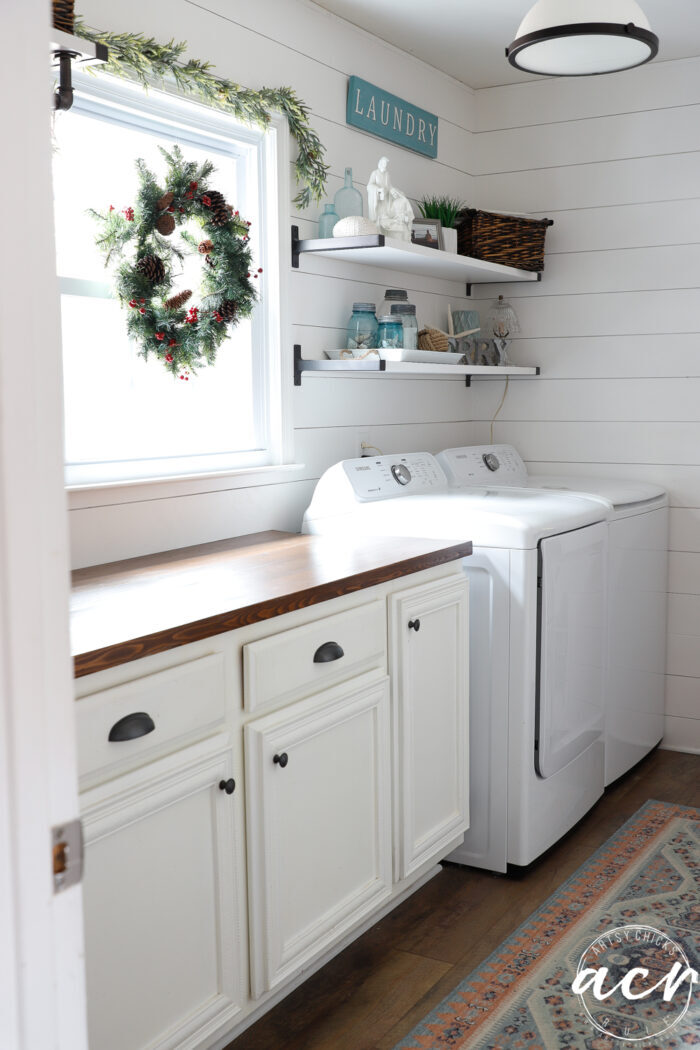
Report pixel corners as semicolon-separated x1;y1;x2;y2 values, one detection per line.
394;801;700;1049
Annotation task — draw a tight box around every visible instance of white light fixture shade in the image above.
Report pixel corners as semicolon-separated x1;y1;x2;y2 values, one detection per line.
507;0;659;77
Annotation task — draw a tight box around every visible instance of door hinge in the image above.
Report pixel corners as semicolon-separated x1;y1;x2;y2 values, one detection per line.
52;818;83;894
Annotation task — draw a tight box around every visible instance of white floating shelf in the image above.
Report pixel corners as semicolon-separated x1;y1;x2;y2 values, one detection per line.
292;227;541;292
293;347;539;386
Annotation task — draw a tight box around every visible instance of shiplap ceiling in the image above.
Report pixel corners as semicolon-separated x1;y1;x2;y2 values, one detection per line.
309;0;700;88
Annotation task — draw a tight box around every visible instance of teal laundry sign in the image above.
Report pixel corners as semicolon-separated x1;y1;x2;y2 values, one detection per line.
346;76;438;159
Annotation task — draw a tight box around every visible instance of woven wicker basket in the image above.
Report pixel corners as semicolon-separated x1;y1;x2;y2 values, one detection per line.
418;327;451;353
457;209;553;272
52;0;75;34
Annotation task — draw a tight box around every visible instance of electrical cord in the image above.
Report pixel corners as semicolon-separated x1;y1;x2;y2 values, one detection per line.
490;376;510;444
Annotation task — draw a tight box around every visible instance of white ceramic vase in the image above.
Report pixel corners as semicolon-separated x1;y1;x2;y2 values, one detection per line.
442;227;458;253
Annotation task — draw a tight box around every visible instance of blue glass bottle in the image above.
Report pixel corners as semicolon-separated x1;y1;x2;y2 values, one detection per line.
346;303;378;350
334;167;363;220
318;203;339;238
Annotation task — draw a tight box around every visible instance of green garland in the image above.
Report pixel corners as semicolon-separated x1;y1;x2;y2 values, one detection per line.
74;17;328;209
91;145;258;377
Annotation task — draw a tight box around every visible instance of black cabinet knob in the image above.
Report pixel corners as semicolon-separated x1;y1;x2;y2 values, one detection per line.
313;641;345;663
108;711;156;742
219;778;236;795
408;619;421;632
273;752;289;768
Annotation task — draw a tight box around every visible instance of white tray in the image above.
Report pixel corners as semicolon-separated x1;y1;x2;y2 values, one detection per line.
324;348;466;365
379;347;465;365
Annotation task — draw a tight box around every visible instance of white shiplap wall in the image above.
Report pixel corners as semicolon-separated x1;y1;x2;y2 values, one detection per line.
468;56;700;753
70;0;482;567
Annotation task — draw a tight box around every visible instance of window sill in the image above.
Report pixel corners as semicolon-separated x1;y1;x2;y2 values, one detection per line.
67;462;307;510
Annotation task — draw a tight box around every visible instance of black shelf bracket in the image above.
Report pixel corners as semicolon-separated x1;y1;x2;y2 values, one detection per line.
294;344;387;386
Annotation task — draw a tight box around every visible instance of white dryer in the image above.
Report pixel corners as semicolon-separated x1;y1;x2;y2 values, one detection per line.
302;453;608;872
438;445;668;786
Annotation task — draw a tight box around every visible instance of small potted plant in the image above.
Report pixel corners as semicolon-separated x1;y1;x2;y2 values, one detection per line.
417;196;465;253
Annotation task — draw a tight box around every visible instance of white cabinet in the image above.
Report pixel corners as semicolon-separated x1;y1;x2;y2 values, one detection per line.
80;734;246;1050
244;672;392;998
76;562;470;1047
389;577;469;879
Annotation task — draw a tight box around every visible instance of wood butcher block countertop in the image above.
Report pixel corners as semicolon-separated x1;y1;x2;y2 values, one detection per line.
71;531;472;678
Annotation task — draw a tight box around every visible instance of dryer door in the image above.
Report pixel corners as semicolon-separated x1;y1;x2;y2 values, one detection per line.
537;522;607;779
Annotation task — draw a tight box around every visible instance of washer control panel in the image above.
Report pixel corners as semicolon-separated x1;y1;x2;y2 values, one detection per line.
437;444;528;488
342;453;448;501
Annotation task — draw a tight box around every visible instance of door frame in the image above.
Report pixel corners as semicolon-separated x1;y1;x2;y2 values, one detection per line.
0;3;88;1047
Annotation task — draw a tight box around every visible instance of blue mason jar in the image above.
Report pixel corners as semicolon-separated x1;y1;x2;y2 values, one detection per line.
377;314;403;349
346;303;379;350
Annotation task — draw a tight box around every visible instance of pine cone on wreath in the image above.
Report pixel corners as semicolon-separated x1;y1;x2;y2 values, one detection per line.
206;190;230;228
218;299;237;322
164;289;192;311
198;239;214;255
156;191;175;211
137;254;166;283
156;212;176;236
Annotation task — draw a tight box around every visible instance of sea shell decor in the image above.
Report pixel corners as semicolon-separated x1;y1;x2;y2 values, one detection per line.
332;216;379;237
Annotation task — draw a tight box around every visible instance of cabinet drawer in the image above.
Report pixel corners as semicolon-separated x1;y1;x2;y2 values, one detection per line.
243;599;386;713
77;652;227;785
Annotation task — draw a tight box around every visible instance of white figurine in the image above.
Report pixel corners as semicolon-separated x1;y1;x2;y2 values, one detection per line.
367;157;414;241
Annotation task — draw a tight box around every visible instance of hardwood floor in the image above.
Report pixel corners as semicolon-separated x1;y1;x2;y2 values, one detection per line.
226;747;700;1050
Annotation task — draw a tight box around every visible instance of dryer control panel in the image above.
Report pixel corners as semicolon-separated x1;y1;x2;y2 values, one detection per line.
437;444;528;488
342;453;447;501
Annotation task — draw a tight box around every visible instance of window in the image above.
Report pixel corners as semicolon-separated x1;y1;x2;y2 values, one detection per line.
53;74;287;487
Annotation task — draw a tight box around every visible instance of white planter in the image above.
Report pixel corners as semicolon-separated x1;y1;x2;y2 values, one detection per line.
442;227;458;253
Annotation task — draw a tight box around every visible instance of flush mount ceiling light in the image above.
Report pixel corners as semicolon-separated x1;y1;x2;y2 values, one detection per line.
506;0;659;77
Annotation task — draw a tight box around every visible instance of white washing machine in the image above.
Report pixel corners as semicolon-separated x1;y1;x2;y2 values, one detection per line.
438;444;668;786
302;452;608;871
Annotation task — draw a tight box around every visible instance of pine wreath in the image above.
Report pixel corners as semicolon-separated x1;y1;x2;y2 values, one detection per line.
90;145;261;378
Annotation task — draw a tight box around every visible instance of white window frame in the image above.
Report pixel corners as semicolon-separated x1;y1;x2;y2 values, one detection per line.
57;73;296;507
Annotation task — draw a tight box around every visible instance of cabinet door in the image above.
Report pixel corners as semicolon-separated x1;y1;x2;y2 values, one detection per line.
245;673;392;998
80;735;245;1050
390;576;469;879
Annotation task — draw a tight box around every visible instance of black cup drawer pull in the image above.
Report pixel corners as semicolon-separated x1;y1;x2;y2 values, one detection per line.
108;711;156;742
408;619;421;632
219;778;236;795
273;752;289;768
313;641;345;663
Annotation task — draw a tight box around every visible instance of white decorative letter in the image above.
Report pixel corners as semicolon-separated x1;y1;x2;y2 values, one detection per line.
393;108;403;131
354;89;364;116
380;100;390;126
405;113;415;136
367;95;376;120
418;118;426;142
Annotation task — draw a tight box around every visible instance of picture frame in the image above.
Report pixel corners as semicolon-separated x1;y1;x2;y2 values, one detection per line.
411;218;443;250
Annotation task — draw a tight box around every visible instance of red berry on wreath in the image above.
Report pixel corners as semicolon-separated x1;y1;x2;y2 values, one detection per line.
168;338;177;347
179;207;185;213
201;195;212;207
155;332;165;341
140;299;145;303
165;353;173;363
186;192;193;199
190;181;198;190
139;308;146;315
235;210;239;216
123;207;134;221
258;268;263;273
168;205;175;213
109;205;114;212
129;299;137;308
